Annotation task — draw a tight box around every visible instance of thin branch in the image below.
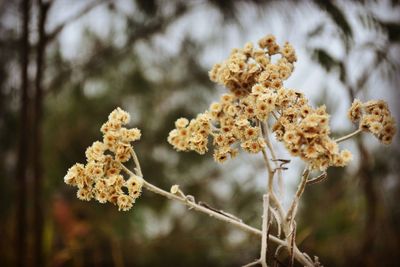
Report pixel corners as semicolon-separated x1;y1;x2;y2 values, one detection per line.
293;245;314;267
306;172;327;185
261;147;274;191
285;167;310;224
121;162;286;246
130;149;142;177
242;260;261;267
269;207;281;237
289;223;296;267
122;167;315;266
262;149;285;224
260;147;285;224
46;2;187;96
123;150;314;266
260;194;270;267
334;129;362;143
302;253;314;265
47;0;109;42
274;245;286;267
198;201;243;223
257;120;274;188
261;122;284;197
144;179;275;240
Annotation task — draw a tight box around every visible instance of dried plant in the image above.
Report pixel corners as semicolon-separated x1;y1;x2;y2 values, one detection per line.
64;34;396;266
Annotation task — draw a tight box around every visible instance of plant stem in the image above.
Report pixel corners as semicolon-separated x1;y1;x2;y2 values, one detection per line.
130;149;143;176
260;194;270;267
261;122;284;197
260;147;285;224
242;260;260;267
335;129;362;143
286;167;310;224
142;179;271;239
261;148;274;191
124;150;315;266
143;178;315;266
258;123;315;266
122;162;285;245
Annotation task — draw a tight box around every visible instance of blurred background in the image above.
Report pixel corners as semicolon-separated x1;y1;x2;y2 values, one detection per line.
1;0;399;266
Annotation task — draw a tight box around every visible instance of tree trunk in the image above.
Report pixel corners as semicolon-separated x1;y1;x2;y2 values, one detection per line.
32;1;50;266
357;140;378;267
15;0;30;266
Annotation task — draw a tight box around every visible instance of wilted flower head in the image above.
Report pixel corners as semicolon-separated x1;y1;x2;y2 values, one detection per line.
64;107;143;211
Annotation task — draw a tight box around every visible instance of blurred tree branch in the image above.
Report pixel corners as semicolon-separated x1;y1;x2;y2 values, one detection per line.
46;0;110;43
47;1;188;95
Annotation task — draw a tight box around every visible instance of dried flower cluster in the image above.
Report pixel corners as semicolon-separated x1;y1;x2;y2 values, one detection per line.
64;107;143;211
348;99;396;145
208;34;296;97
167;92;269;163
168;34;356;170
272;94;353;170
167;114;212;155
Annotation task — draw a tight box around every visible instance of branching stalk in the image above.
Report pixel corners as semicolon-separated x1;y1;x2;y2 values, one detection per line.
122;151;315;266
122;158;284;243
261;122;284;198
260;147;285;227
258;124;314;267
335;129;362;143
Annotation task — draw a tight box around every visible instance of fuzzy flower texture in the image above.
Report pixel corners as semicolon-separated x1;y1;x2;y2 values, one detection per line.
168;34;396;171
348;99;396;144
64;108;143;211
